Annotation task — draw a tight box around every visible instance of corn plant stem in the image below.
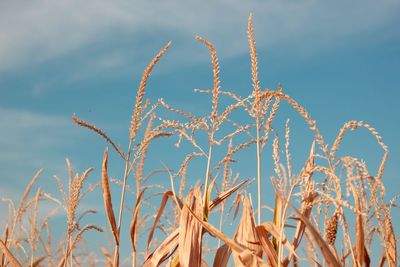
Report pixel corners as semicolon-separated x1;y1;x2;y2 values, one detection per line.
114;140;133;266
62;231;69;267
132;169;141;267
30;243;34;267
62;235;71;267
113;246;119;267
69;236;73;267
278;185;295;267
202;143;213;205
132;251;136;267
218;202;225;247
256;117;262;225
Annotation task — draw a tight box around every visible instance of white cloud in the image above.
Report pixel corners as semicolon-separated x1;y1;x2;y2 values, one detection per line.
0;0;399;74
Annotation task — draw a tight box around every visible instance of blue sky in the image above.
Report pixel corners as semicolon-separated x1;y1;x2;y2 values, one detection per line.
1;1;399;265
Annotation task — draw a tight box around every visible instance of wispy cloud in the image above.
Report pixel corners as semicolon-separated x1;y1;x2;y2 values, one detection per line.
0;108;109;226
1;0;398;75
0;108;76;183
0;107;127;183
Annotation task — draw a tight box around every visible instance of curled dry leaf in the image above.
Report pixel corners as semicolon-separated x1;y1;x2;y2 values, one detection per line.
382;203;397;267
232;196;262;266
145;180;249;266
213;244;231;267
289;204;341;267
179;187;203;267
209;179;249;210
185;202;268;267
143;229;179;267
204;177;216;221
256;225;278;267
272;193;282;251
257;221;298;260
101;147;119;245
146;191;183;257
130;189;146;253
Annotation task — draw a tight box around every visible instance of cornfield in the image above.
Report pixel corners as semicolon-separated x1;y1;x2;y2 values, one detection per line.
0;15;398;267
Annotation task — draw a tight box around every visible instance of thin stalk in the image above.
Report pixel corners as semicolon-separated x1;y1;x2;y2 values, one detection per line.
62;235;71;267
30;249;33;267
132;251;136;267
116;142;132;231
113;246;119;267
114;140;133;266
277;185;295;267
30;240;34;267
132;160;141;267
69;237;72;267
218;202;225;247
256;117;262;225
202;143;213;204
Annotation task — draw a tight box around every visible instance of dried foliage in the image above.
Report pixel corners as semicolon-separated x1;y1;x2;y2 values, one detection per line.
0;14;397;267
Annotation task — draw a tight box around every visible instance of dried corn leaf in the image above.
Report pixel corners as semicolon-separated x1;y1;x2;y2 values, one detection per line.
167;254;179;267
232;196;261;266
213;244;231;267
146;191;182;256
383;204;397;267
145;180;248;266
256;226;278;267
272;193;282;251
209;179;249;210
257;222;298;259
292;142;316;248
185;203;268;267
284;191;318;266
130;189;146;253
204;178;216;221
143;229;179;267
101;147;118;245
290;204;340;267
179;187;203;267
